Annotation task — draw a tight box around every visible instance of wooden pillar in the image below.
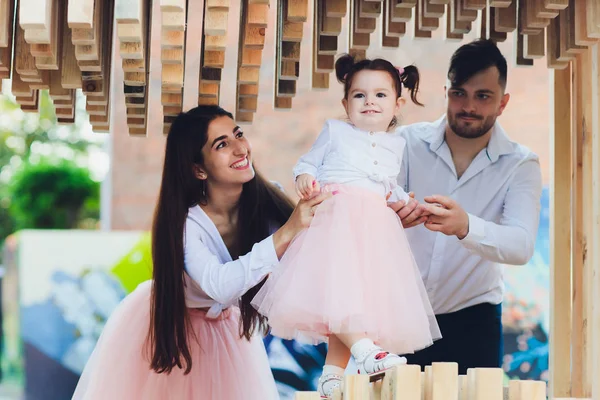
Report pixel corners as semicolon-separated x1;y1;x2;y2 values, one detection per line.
571;50;585;398
549;61;572;399
591;42;600;400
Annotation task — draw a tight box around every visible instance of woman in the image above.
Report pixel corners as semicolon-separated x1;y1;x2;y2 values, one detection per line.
72;105;332;399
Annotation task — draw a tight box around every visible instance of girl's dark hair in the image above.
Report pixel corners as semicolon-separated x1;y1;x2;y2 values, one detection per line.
334;53;423;107
147;105;294;375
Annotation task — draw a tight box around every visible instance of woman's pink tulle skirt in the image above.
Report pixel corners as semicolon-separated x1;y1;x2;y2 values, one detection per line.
73;281;279;400
252;184;442;355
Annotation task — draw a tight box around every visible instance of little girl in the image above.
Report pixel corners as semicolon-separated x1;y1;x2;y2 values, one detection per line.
251;54;441;397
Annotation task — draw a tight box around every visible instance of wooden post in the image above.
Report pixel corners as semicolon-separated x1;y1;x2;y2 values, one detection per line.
591;42;600;400
549;60;572;399
580;45;594;399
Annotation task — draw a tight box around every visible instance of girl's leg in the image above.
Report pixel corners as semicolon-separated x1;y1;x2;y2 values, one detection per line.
325;334;351;367
318;335;349;397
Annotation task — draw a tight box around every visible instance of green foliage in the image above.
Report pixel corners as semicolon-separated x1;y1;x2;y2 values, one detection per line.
7;160;99;230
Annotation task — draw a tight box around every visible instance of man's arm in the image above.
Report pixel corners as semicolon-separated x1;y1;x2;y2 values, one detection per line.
458;159;543;265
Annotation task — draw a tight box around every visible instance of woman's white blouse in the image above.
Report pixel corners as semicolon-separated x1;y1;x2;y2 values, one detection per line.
182;205;279;318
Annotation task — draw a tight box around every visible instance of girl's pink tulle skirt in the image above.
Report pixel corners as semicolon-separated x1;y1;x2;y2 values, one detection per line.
73;281;279;400
252;184;442;355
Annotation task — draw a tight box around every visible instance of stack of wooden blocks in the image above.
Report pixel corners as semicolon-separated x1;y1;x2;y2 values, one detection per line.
294;362;551;400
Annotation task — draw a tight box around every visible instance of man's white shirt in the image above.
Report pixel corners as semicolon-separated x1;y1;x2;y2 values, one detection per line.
398;115;543;314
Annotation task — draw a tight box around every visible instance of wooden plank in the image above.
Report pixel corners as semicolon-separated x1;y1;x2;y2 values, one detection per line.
569;52;584;399
0;0;15;76
19;0;52;29
549;61;573;400
560;4;585;57
586;0;600;39
495;0;517;32
577;48;594;399
573;0;596;46
0;0;15;47
545;6;568;68
591;42;600;400
67;0;94;28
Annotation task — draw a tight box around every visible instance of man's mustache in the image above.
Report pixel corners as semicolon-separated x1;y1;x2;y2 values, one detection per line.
456;113;483;120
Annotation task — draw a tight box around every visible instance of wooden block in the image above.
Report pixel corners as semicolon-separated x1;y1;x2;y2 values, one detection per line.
281;41;301;60
282;20;303;42
287;0;308;22
573;0;596;46
247;3;268;26
19;0;52;29
24;27;51;44
544;0;568;9
397;0;417;7
414;0;433;38
464;0;485;9
449;0;471;34
431;363;458;400
203;50;225;68
324;0;346;17
238;83;258;97
160;0;186;12
162;30;185;48
495;0;517;32
206;0;228;11
342;374;370;400
204;9;228;36
508;380;546;399
115;0;143;23
123;58;145;72
467;368;503;400
359;0;382;18
445;3;463;40
67;0;94;28
457;375;468;400
423;0;444;18
235;110;254;123
205;34;228;50
524;32;545;59
0;0;15;75
418;0;440;31
162;10;185;30
380;365;422;400
545;9;568;68
117;23;143;42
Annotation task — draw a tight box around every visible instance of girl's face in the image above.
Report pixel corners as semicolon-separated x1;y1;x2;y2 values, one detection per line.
342;69;405;132
198;116;255;187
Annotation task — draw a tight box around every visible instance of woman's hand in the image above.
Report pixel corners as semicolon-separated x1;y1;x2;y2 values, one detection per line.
272;190;335;258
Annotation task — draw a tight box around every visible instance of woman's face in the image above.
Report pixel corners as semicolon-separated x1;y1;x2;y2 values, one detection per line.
199;115;255;186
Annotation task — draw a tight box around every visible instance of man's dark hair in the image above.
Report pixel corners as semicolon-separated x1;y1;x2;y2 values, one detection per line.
447;38;507;90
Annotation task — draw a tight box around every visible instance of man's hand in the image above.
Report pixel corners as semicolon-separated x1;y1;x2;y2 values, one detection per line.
421;195;469;239
388;192;429;228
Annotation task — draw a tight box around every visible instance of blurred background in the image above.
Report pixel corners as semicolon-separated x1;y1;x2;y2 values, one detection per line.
0;8;551;400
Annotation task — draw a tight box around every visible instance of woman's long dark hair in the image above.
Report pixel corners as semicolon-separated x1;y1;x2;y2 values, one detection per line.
148;105;294;375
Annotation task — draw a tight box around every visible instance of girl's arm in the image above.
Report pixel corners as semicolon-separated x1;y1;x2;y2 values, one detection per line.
292;120;333;179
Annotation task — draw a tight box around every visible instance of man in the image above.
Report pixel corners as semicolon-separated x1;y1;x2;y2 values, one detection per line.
391;39;543;374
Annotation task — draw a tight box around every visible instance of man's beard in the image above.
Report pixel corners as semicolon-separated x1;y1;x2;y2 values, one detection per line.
448;112;496;139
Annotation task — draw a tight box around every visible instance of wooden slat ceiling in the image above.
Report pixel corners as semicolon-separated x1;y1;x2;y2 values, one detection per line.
0;0;599;135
